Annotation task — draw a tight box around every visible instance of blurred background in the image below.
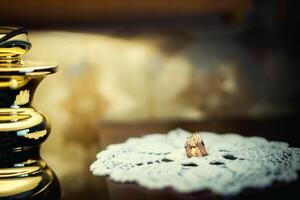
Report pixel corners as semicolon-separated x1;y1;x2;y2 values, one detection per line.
0;0;299;199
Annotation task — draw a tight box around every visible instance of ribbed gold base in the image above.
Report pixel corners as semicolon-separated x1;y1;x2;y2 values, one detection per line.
0;167;61;200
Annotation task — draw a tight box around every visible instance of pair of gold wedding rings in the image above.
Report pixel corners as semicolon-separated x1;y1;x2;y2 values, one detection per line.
185;132;208;158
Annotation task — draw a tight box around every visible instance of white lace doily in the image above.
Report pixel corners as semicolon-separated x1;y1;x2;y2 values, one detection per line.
91;129;300;195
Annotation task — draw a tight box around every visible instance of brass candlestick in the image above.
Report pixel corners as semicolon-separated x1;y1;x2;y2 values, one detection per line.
0;27;61;199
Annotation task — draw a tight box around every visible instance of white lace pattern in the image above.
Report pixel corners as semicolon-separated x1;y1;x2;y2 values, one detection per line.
91;129;300;195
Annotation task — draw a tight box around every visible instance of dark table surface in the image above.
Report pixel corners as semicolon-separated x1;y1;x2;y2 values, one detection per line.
60;115;300;200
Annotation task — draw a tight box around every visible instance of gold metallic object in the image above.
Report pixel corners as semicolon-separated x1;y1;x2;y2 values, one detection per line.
0;27;61;199
185;132;208;158
14;90;30;105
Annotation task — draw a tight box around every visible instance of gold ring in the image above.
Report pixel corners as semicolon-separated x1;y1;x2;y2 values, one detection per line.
185;132;208;158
